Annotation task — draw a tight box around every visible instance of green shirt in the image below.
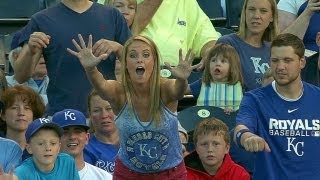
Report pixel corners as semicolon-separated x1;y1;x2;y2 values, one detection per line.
137;0;220;66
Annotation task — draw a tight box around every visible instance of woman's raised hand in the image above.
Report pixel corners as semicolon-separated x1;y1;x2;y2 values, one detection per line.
165;49;200;80
67;34;109;71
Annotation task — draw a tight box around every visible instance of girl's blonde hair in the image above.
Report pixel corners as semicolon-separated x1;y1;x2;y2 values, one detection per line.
202;43;243;85
120;35;162;125
237;0;279;42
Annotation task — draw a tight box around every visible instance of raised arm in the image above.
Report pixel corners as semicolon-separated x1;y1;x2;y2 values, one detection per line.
67;34;123;105
162;49;200;102
131;0;163;35
281;0;320;40
278;10;297;32
14;32;49;83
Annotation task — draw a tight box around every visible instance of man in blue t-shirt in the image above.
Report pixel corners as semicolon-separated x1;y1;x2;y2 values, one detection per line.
234;33;320;180
14;0;131;117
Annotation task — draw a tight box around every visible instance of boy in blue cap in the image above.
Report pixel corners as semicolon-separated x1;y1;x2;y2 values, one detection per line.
52;109;112;179
14;118;80;180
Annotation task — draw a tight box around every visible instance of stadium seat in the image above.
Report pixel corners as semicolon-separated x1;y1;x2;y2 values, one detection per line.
178;105;237;134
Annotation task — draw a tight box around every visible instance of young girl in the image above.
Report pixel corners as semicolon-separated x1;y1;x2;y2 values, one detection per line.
187;43;244;113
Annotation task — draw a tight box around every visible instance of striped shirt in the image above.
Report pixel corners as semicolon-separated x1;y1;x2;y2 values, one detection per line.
197;81;243;110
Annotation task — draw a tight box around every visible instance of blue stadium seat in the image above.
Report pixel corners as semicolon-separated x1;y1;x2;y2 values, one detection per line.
178;105;237;133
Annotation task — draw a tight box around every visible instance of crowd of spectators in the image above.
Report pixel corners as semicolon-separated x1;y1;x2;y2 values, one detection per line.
0;0;320;179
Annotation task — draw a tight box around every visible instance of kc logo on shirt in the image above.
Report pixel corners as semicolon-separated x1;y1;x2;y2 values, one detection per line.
126;131;169;171
286;137;304;156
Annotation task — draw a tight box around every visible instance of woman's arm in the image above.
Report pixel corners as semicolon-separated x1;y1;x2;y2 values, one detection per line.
162;49;199;103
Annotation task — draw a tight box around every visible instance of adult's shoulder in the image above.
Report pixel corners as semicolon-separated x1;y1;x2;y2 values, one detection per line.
217;33;244;47
31;2;62;18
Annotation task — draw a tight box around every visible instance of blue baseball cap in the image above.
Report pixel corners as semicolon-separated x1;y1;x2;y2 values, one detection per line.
26;118;63;142
52;109;89;130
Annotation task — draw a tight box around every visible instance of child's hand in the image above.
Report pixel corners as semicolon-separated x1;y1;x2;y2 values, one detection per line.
196;55;207;71
67;34;109;72
224;108;234;115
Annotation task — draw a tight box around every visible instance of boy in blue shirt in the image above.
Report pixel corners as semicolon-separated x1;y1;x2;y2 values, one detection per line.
14;118;80;180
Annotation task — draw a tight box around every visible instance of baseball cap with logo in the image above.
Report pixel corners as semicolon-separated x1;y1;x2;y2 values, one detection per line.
52;109;90;130
26;118;63;142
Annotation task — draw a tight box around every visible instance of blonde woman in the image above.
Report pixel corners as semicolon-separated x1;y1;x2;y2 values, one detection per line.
68;34;199;179
217;0;279;90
